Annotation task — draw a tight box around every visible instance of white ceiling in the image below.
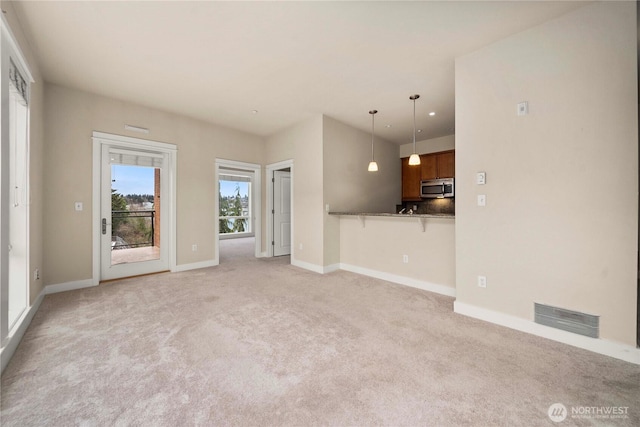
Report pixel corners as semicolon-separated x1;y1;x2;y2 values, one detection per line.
12;0;589;144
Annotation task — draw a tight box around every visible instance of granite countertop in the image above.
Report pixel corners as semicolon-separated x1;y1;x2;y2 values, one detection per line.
329;212;455;219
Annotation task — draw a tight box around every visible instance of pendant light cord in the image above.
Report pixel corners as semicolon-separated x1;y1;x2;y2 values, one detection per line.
412;96;417;153
371;112;375;161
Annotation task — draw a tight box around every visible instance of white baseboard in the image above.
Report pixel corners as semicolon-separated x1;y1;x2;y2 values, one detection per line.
0;288;46;374
291;258;339;274
219;232;255;240
454;301;640;365
339;263;456;298
174;259;218;272
323;263;340;274
45;279;96;295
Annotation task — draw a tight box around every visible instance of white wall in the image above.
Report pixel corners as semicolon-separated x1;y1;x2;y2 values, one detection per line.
266;115;402;269
455;1;637;346
399;134;455;158
43;84;264;285
323;116;401;266
339;216;456;293
266;115;325;268
323;116;401;213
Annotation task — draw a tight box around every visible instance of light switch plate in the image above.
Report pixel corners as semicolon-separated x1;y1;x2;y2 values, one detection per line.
74;202;83;211
476;172;486;185
478;276;487;288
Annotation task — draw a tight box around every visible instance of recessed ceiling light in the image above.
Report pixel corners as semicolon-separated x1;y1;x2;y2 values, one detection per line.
251;110;258;114
429;112;436;116
417;129;422;133
385;124;392;128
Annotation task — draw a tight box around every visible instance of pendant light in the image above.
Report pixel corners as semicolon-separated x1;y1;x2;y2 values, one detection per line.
368;110;379;172
408;94;421;166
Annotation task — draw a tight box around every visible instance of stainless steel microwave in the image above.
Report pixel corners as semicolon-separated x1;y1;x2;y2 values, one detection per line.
420;178;455;198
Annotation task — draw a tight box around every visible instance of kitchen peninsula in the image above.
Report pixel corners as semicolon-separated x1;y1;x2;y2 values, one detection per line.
329;211;456;297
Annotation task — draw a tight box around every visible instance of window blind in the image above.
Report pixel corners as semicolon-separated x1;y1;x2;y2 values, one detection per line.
9;58;28;105
109;148;163;168
219;174;251;183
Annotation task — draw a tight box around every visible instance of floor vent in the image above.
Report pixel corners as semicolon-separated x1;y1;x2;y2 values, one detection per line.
534;303;599;338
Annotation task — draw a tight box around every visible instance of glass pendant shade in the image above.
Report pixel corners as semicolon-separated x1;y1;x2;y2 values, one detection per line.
368;161;379;172
408;153;420;165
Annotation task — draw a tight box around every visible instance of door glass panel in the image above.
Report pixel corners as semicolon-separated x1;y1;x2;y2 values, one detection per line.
110;164;160;265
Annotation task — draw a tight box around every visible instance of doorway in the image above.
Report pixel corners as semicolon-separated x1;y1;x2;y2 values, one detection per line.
266;160;294;258
214;159;262;264
218;167;255;262
92;132;176;283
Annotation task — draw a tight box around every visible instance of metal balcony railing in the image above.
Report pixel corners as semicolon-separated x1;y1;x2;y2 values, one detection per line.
111;210;155;250
219;215;251;234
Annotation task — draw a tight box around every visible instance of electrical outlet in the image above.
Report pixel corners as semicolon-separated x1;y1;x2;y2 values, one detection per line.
34;269;40;280
477;276;487;288
517;101;528;116
74;202;83;211
403;255;409;264
477;195;486;207
192;244;198;252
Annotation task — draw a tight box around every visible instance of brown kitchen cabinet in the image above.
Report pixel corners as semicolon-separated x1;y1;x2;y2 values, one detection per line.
401;150;455;201
401;157;422;201
421;150;455;180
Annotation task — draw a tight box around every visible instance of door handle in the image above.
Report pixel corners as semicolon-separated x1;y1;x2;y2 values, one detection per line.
102;218;107;235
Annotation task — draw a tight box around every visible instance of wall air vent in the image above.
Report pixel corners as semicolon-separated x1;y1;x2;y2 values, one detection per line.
534;303;599;338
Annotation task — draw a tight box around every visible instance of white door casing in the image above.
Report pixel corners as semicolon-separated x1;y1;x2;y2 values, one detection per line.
273;170;291;257
92;132;177;284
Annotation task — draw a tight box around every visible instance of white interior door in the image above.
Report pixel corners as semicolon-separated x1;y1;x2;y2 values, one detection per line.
273;170;291;256
100;145;169;280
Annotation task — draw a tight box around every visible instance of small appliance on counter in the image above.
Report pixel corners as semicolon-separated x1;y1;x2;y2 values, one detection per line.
420;178;454;199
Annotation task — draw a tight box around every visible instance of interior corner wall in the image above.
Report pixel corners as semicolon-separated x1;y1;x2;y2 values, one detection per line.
322;115;401;266
1;2;45;303
265;115;324;267
455;1;638;346
43;84;264;285
399;134;455;158
27;67;44;304
263;123;296;255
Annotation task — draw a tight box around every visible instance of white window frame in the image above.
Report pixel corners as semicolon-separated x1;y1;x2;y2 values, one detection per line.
1;13;35;371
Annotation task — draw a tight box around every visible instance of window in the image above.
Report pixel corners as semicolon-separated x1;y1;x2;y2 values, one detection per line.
1;17;34;348
7;64;29;330
219;175;252;236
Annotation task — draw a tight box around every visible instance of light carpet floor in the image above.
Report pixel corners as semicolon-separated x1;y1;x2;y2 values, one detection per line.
1;238;639;426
